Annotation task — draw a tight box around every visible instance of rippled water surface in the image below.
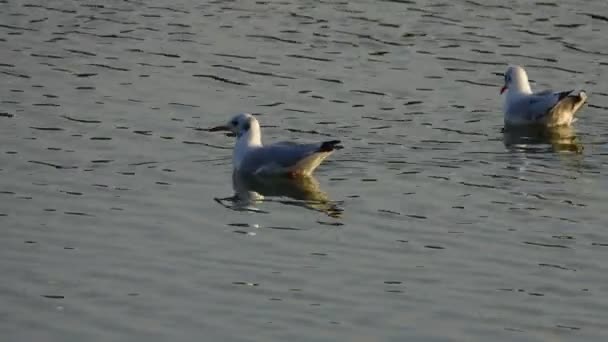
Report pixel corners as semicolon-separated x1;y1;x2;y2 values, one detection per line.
2;0;608;341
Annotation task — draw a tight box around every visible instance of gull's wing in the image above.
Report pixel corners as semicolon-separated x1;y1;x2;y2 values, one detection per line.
524;90;580;121
240;140;341;176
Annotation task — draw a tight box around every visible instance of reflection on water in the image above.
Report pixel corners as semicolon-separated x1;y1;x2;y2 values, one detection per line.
215;171;343;218
503;125;583;153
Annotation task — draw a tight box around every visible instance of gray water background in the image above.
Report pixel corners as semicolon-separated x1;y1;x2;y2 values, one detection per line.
1;0;608;341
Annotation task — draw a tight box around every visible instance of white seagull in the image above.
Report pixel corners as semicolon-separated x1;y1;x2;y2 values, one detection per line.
210;113;342;177
500;65;587;127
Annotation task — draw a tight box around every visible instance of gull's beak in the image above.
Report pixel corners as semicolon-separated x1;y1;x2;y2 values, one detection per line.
208;125;230;132
500;85;507;95
207;124;236;137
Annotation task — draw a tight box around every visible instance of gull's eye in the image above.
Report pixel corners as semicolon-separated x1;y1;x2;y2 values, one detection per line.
230;119;238;126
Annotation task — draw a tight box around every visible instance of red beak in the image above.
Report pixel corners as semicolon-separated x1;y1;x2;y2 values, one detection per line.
500;85;507;95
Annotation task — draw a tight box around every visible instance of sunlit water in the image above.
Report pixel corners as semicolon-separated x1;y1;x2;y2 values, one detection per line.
2;0;608;341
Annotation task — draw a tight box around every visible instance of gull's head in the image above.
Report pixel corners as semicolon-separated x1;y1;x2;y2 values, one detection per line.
210;113;258;138
501;65;530;95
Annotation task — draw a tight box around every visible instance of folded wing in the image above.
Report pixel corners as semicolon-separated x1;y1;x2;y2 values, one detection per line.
240;140;342;176
525;90;586;126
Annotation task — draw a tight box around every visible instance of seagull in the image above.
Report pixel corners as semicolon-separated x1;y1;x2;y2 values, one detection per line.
210;113;342;177
500;65;587;127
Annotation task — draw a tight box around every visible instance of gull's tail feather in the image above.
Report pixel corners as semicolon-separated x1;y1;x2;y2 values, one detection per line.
562;90;587;109
547;90;587;126
287;140;342;177
319;140;342;152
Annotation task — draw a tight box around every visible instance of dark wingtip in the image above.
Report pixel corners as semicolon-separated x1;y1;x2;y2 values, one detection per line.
556;90;574;101
558;89;588;101
319;140;343;152
578;90;588;99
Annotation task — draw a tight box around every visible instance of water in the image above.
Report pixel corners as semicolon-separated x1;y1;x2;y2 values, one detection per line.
2;0;608;341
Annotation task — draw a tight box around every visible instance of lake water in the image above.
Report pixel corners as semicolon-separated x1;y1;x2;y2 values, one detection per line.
2;0;608;341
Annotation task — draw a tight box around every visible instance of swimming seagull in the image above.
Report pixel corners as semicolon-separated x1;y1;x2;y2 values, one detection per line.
501;65;587;127
210;113;342;177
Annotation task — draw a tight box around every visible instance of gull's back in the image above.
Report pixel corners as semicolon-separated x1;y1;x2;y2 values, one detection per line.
238;141;339;176
505;90;586;127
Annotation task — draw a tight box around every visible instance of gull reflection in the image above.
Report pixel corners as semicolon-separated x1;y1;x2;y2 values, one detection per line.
215;171;343;218
503;125;583;153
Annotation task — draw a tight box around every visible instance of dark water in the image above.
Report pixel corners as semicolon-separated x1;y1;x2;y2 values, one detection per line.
1;0;608;341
